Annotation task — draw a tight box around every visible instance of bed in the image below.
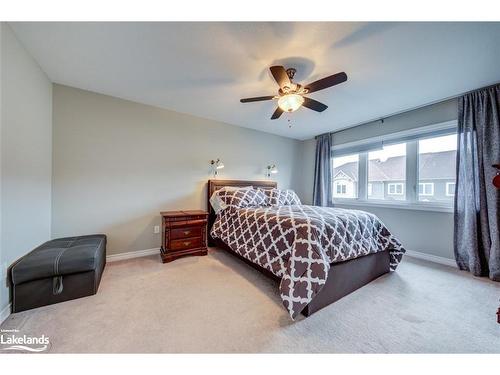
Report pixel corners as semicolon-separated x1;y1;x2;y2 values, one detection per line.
207;179;405;319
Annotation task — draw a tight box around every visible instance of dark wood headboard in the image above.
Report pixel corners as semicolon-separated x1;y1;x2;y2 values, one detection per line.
207;179;277;246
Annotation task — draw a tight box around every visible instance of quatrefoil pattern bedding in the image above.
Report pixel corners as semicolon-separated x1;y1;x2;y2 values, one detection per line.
211;205;405;319
258;188;302;206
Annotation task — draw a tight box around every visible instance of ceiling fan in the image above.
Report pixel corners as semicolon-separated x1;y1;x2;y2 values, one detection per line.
240;66;347;120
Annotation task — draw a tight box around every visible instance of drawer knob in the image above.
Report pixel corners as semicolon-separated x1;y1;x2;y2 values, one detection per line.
183;230;191;235
183;241;191;247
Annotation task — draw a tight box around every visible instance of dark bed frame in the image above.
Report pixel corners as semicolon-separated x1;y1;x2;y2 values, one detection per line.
207;179;390;317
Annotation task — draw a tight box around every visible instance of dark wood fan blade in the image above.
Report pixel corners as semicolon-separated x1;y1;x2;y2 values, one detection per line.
302;97;328;112
270;107;284;120
270;66;291;89
240;96;275;103
304;72;347;94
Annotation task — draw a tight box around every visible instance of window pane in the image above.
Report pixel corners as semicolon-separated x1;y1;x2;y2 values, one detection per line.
368;143;406;201
446;182;456;197
332;154;359;199
418;134;457;202
419;183;434;196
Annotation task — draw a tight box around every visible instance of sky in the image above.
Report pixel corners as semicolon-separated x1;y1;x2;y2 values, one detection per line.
333;134;457;167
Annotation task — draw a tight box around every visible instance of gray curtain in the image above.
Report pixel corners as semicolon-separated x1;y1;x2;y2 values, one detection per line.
454;84;500;281
313;133;333;206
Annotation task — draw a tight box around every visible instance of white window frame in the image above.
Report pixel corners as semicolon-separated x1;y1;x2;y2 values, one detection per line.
419;182;434;196
330;120;457;213
388;183;404;195
446;182;456;197
335;182;347;195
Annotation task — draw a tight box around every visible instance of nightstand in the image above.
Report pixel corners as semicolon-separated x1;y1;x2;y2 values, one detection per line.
160;210;208;263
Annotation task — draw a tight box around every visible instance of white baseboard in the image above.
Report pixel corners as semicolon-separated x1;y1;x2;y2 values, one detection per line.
0;303;11;325
106;247;160;262
106;247;457;269
405;249;457;268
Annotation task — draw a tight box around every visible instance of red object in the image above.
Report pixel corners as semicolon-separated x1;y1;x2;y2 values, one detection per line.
493;164;500;189
494;174;500;189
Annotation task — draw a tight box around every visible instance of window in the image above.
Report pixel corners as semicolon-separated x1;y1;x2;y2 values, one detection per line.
419;182;434;196
331;121;457;211
418;134;457;203
332;154;358;199
388;183;404;195
335;182;347;195
446;182;456;196
368;143;406;201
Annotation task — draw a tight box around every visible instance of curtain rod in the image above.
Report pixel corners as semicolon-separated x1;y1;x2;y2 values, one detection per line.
314;81;500;140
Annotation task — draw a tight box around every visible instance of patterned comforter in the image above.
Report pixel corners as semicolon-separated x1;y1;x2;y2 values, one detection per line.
211;205;405;319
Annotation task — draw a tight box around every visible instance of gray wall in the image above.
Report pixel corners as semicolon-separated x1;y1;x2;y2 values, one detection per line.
297;138;316;205
335;204;455;259
52;85;302;255
331;99;458;146
0;23;53;314
299;99;458;260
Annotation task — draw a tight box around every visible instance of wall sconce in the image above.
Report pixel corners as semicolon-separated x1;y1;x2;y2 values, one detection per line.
210;158;224;177
266;164;278;178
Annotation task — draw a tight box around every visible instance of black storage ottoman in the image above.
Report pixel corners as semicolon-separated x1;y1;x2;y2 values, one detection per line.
11;235;106;313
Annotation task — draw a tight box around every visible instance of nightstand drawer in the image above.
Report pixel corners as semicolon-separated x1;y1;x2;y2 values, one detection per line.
170;237;202;251
170;226;202;240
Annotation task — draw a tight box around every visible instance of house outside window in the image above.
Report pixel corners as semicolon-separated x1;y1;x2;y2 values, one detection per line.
367;183;373;197
388;183;404;195
446;182;456;196
335;181;347;195
333;175;356;198
368;143;406;201
332;154;358;199
418;134;457;203
419;182;434;196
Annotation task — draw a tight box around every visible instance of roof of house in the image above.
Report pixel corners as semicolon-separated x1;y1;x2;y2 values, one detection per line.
333;150;456;182
333;162;359;181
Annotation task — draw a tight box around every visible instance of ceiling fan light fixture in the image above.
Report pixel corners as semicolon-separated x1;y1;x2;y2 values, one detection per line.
240;66;347;120
278;94;304;113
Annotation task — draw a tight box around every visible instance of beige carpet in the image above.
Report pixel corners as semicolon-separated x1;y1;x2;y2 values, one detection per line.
1;248;499;353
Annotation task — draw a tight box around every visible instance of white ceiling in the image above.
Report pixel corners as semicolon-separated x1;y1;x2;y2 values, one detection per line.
10;22;500;140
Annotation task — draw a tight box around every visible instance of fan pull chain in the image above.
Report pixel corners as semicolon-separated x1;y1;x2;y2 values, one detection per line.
286;113;292;128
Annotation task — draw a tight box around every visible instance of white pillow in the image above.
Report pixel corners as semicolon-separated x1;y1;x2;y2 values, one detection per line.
209;186;253;214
